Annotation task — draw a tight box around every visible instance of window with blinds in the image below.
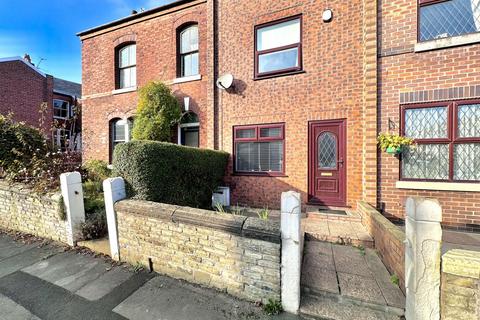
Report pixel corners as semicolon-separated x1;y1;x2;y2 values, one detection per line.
234;124;285;175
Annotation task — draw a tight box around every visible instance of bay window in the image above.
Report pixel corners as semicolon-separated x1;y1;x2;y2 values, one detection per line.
401;101;480;181
234;124;285;175
255;16;302;78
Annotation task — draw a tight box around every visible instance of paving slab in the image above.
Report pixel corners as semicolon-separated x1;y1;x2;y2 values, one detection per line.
0;293;41;320
113;275;302;320
22;251;111;292
332;244;372;277
75;266;132;301
300;294;400;320
0;240;38;261
337;272;386;305
0;244;63;278
301;266;339;294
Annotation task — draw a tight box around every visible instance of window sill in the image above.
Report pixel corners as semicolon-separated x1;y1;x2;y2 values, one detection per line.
415;32;480;53
396;180;480;192
173;74;202;84
233;172;287;177
112;87;137;95
53;116;69;120
254;70;305;81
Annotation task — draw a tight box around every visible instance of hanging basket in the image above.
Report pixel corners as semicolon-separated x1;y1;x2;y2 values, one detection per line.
386;146;402;155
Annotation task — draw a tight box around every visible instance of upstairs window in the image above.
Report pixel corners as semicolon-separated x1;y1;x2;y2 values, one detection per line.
419;0;480;42
255;16;302;78
178;24;199;77
234;123;285;175
53;99;70;119
401;101;480;181
116;44;136;89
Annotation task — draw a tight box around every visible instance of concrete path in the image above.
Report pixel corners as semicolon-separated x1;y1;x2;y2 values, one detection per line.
0;232;303;320
300;241;405;320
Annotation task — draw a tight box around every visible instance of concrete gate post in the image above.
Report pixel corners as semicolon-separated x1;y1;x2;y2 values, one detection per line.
103;177;126;261
405;197;442;320
60;172;85;246
280;191;304;314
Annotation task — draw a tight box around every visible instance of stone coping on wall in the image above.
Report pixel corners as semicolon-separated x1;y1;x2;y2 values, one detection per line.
115;199;281;244
443;249;480;279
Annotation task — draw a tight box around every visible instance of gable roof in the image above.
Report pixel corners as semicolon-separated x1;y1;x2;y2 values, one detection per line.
0;56;46;77
53;78;82;97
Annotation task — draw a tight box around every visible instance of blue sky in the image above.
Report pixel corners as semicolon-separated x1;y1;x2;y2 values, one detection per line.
0;0;173;83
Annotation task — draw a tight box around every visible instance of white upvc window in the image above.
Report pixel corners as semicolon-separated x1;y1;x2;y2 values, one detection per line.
53;99;70;119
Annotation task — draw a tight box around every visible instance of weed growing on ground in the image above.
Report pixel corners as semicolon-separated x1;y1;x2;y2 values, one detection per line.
356;245;366;256
214;202;227;213
257;207;269;220
263;299;283;315
132;261;145;273
390;274;399;286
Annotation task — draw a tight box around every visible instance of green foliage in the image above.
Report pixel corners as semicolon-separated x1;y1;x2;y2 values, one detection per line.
214;202;226;213
81;208;107;240
57;195;66;220
82;160;111;182
0;114;48;181
113;140;229;209
390;274;400;286
131;81;182;141
257;207;270;221
377;132;414;151
263;299;283;315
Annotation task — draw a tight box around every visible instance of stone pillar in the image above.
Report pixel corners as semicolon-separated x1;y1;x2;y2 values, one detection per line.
103;177;126;261
280;191;303;314
60;172;85;246
405;197;442;320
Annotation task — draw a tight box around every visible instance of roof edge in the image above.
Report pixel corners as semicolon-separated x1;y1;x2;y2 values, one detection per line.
0;56;46;78
77;0;196;38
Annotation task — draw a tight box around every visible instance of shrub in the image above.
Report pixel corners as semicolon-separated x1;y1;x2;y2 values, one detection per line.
82;160;111;182
81;208;107;240
131;81;182;142
0;115;48;181
113;140;229;208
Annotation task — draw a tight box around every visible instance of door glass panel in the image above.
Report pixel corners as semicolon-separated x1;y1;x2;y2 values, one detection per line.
318;132;337;169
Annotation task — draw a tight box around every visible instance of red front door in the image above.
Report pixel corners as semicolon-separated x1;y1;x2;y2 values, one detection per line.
308;120;347;206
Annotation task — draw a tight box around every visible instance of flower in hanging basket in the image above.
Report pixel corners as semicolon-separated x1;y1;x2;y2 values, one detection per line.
377;132;414;155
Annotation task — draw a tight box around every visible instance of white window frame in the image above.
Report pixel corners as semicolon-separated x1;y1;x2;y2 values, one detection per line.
53;99;70;120
177;122;200;146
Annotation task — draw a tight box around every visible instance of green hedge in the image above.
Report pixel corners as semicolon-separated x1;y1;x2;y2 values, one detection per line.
113;141;229;208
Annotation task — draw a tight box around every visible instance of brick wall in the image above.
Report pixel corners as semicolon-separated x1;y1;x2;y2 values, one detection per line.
0;180;68;244
217;0;373;209
441;249;480;319
357;201;405;291
0;60;54;134
115;199;281;303
378;0;480;231
80;0;210;162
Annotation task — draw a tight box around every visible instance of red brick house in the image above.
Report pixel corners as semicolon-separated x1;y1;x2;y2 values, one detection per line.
78;0;479;231
0;55;82;151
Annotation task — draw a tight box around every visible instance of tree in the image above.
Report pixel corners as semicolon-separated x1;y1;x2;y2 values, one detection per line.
131;81;181;141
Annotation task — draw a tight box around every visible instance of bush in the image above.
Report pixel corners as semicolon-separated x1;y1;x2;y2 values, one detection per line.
82;160;111;182
0;115;48;181
81;208;107;240
131;81;182;142
113;141;229;208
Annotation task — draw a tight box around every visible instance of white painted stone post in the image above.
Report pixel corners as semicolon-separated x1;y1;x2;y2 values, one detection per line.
103;177;126;261
60;172;85;246
404;197;442;320
281;191;304;314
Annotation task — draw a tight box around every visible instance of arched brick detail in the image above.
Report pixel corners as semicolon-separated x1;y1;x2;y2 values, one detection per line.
113;33;137;47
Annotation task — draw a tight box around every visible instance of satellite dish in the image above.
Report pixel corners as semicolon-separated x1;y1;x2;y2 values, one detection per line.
216;73;234;90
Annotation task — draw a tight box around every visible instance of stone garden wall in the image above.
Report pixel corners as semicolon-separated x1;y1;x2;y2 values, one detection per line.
357;201;406;291
0;180;68;243
115;199;281;303
441;249;480;320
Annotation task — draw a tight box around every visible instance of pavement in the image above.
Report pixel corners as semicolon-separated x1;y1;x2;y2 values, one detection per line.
0;231;303;320
300;241;405;320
